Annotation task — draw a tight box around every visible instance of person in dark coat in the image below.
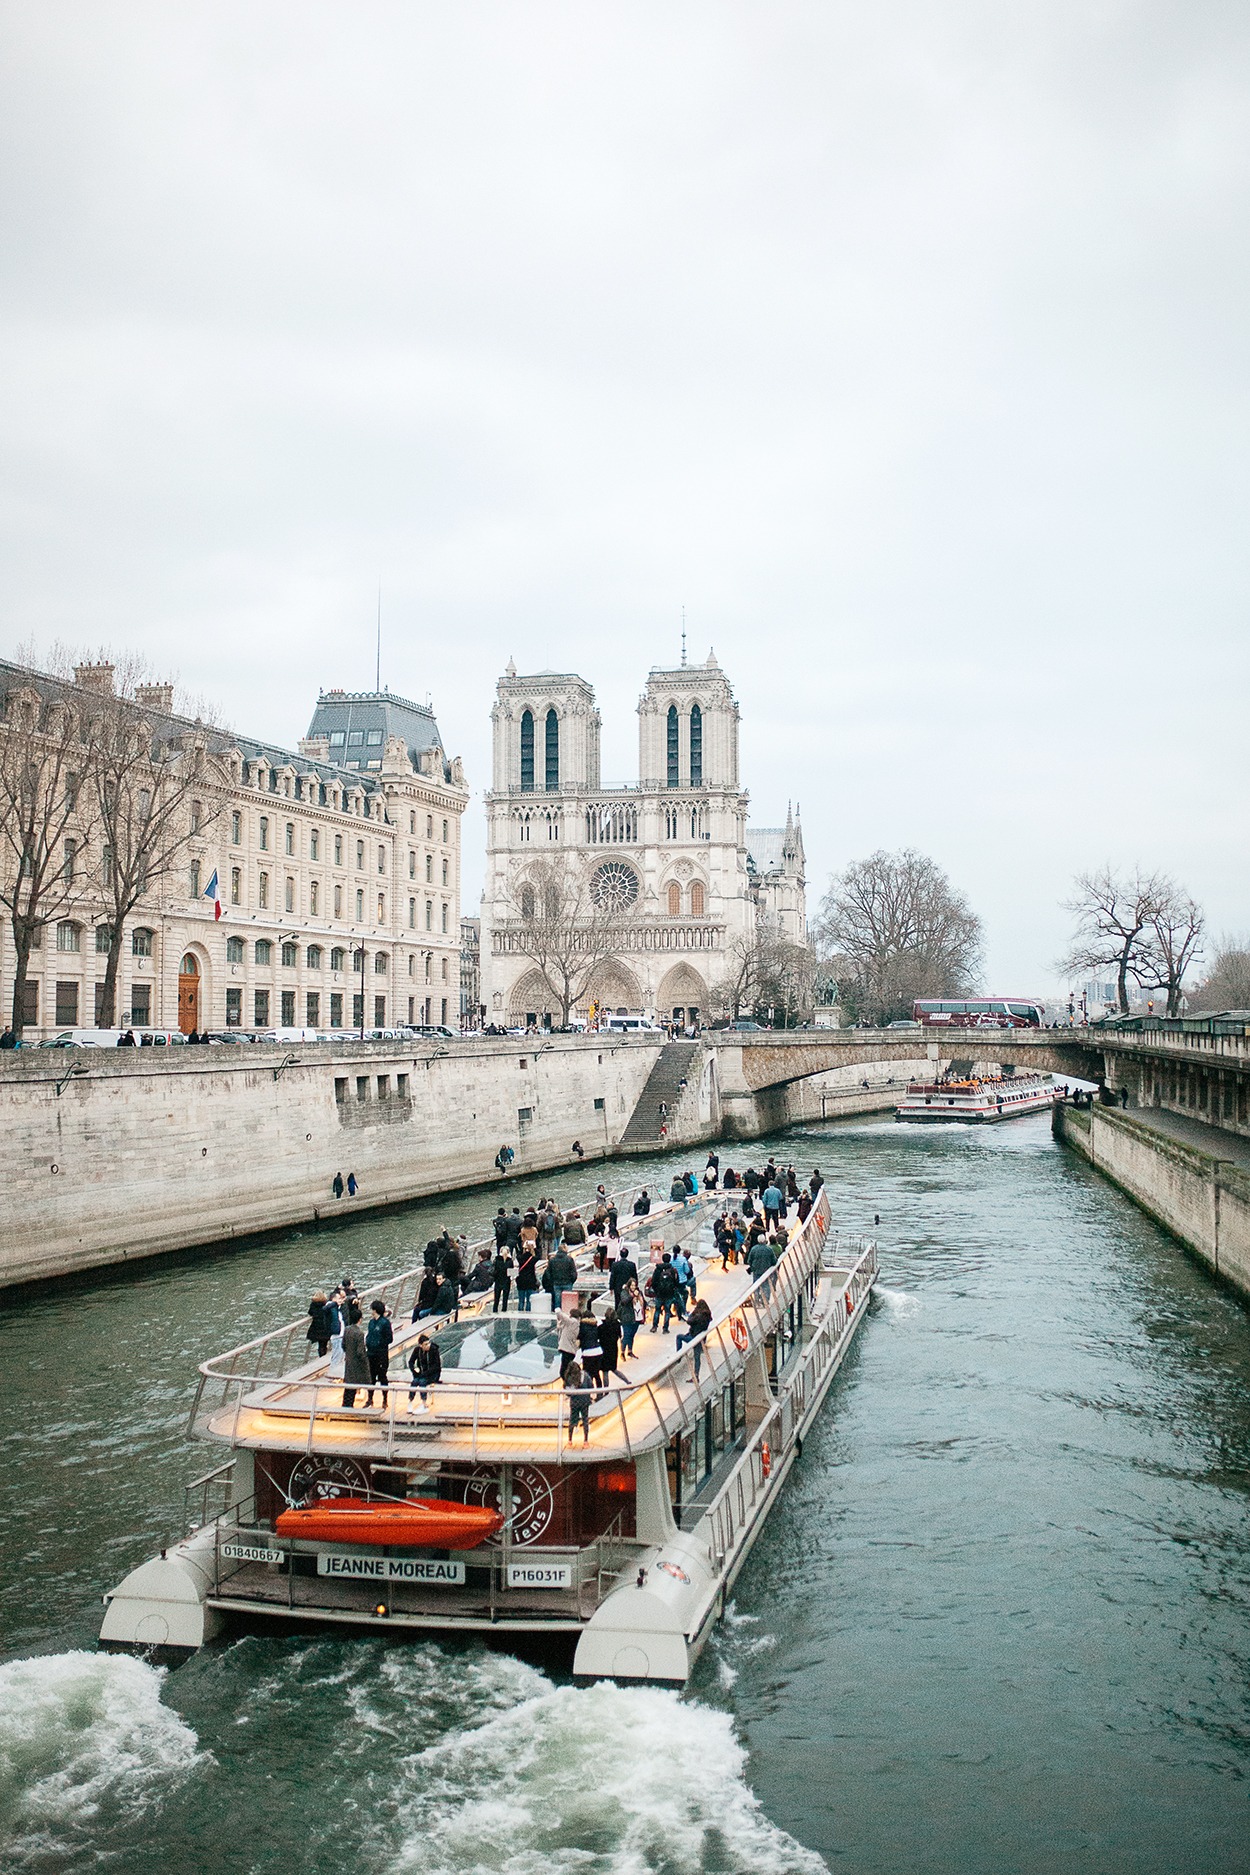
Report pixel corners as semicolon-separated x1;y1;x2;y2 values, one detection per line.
504;1208;524;1250
306;1292;333;1356
598;1307;623;1384
332;1172;344;1199
562;1211;588;1249
413;1270;442;1319
577;1307;605;1393
493;1208;510;1248
341;1305;368;1407
632;1189;651;1215
364;1300;392;1406
515;1242;540;1312
564;1356;591;1443
609;1251;638;1303
346;1172;358;1197
464;1249;494;1294
439;1241;463;1289
544;1244;578;1306
492;1248;513;1313
677;1295;713;1378
407;1333;442;1411
650;1255;680;1333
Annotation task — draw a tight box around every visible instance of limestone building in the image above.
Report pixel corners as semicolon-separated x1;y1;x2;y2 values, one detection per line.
0;659;467;1036
481;653;806;1027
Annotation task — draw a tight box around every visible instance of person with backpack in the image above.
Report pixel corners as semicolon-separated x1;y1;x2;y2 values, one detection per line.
671;1247;693;1318
650;1254;680;1333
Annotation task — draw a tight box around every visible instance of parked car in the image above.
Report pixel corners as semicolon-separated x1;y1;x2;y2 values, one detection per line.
36;1029;123;1048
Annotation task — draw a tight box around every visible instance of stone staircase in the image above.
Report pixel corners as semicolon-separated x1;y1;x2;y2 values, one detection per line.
620;1040;703;1147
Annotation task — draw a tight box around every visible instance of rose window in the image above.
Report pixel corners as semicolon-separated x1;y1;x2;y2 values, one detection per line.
590;861;640;913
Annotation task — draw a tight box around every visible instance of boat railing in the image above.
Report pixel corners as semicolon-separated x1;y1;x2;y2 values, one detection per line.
186;1192;876;1464
184;1459;238;1534
189;1176;693;1395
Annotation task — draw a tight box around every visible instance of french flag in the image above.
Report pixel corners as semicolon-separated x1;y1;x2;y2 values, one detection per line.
203;869;223;921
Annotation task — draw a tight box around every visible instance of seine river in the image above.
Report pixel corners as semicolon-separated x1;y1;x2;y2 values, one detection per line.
1;1114;1248;1873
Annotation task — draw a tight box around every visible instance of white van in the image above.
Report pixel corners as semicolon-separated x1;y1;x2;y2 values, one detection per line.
36;1028;123;1048
601;1015;664;1034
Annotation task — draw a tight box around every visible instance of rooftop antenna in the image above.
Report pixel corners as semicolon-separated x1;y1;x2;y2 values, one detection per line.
375;582;381;692
681;606;687;667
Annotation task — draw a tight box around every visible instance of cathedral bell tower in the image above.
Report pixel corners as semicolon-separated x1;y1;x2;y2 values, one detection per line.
637;650;739;789
490;665;601;794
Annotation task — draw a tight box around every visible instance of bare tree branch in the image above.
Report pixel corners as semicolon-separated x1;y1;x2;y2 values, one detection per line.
498;854;636;1027
815;848;982;1024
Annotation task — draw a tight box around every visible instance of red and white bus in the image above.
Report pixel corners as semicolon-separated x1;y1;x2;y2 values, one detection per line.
913;998;1046;1029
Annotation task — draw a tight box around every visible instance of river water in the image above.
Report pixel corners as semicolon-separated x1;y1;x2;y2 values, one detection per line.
1;1115;1248;1873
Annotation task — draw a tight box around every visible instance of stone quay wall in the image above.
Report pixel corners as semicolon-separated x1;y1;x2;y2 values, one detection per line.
1055;1101;1250;1301
0;1036;666;1289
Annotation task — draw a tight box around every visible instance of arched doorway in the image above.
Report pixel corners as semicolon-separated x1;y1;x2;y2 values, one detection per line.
656;963;708;1034
178;952;200;1034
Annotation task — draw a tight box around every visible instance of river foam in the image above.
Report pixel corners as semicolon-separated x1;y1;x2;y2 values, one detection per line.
0;1650;204;1868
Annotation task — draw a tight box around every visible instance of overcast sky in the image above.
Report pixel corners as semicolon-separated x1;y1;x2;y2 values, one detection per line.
2;3;1247;996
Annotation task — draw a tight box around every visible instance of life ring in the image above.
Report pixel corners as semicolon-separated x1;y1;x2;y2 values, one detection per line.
729;1313;749;1352
845;1291;853;1315
760;1441;772;1478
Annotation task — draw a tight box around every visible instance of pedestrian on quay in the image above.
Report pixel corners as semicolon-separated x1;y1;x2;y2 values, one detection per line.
492;1245;513;1313
0;1027;16;1050
363;1299;392;1406
407;1332;441;1413
332;1172;344;1200
346;1172;358;1197
306;1290;333;1357
564;1357;591;1444
341;1304;368;1408
677;1295;713;1379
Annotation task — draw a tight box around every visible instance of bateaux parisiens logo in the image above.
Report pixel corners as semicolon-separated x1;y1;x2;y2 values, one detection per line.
287;1455;369;1505
465;1465;555;1546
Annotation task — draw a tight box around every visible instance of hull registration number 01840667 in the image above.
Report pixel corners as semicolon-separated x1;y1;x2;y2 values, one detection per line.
506;1562;572;1589
220;1542;284;1565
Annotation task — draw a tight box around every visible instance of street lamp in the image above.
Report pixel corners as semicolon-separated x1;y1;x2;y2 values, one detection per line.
356;946;366;1040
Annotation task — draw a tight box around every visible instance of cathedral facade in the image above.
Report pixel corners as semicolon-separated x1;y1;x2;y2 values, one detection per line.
480;654;805;1028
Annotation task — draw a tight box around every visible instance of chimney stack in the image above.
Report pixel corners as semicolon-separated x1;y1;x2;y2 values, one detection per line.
74;660;115;696
134;682;174;714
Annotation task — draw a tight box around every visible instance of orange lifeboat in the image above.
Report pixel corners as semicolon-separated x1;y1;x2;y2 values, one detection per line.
275;1497;503;1550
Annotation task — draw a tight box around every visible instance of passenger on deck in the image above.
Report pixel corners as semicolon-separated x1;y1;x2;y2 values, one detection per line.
564;1358;591;1443
464;1249;494;1294
599;1307;623;1384
809;1170;823;1197
609;1248;638;1302
669;1175;688;1206
341;1305;368;1408
492;1248;513;1313
363;1301;392;1407
677;1296;713;1378
632;1189;651;1215
746;1236;778;1300
413;1270;442;1319
562;1211;588;1250
545;1242;579;1306
577;1307;605;1392
555;1306;582;1379
671;1247;693;1315
515;1241;540;1312
650;1254;681;1333
616;1280;641;1358
306;1291;333;1357
762;1179;784;1224
407;1333;441;1413
723;1167;739;1190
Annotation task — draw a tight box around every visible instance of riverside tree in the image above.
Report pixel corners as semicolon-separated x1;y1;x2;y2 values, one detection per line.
1060;866;1204;1016
501;854;636;1027
711;930;814;1026
1183;936;1250;1014
815;848;982;1025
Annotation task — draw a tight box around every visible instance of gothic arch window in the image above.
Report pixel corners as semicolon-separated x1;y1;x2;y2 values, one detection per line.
666;705;679;788
520;710;535;792
690;881;705;916
545;708;559;791
520;884;536;920
667;882;682;917
689;704;702;785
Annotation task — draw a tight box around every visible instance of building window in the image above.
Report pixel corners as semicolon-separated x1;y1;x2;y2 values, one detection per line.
356;889;364;920
408;898;416;927
425;815;433;839
254;989;269;1027
231;866;241;906
55;980;80;1025
667;705;679;787
231;811;242;844
424;953;432;983
425;900;433;931
356;840;365;870
545;708;559;790
520;709;535;791
334;834;342;865
95;924;112;955
132;927;153;957
330;947;345;970
377;893;385;922
102;845;114;886
409;811;416;834
520;884;535;920
306;944;322;968
56;920;81;953
285;823;295;856
441;956;448;981
310;830;319;861
190;859;201;897
441;858;449;886
425;853;433;882
62;838;76;883
441;996;448;1025
285;878;295;912
374;952;388;976
310;881;319;915
255;939;272;965
329;991;343;1027
689;703;702;785
374;995;386;1026
129;982;151;1026
377;845;386;874
306;991;320;1027
353;994;364;1028
259;816;269;851
334;885;342;918
690;881;706;916
281;941;297;967
667;882;682;917
442;819;448;842
441;903;448;933
409;851;416;878
226;936;244;963
258;872;269;909
226;986;242;1027
281;990;296;1026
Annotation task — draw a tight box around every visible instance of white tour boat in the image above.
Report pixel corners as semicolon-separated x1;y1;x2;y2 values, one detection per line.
101;1180;876;1685
896;1071;1056;1123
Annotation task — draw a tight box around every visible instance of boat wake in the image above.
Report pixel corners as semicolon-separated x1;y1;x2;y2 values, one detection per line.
874;1285;919;1318
0;1650;204;1870
0;1640;826;1875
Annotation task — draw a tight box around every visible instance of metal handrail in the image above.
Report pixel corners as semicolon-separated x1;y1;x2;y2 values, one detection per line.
188;1192;874;1464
